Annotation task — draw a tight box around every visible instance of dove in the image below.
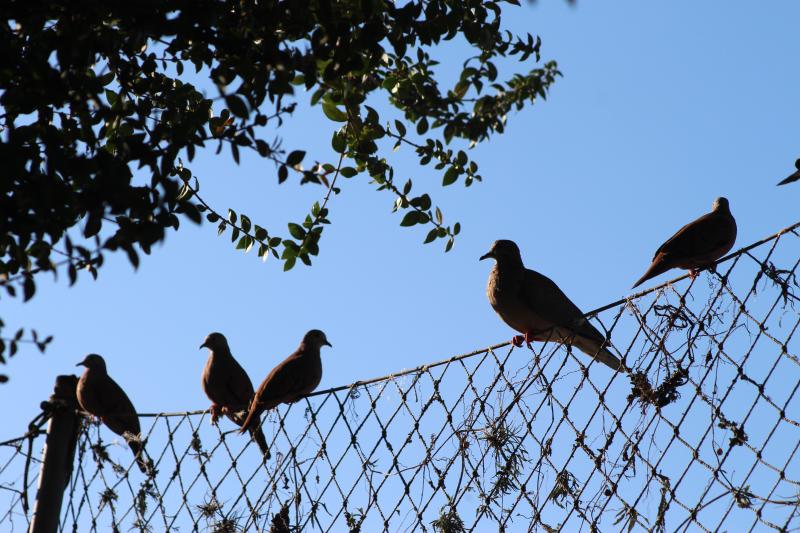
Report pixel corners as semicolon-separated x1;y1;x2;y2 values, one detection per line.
480;240;624;372
632;197;737;288
200;332;270;458
240;330;331;436
76;354;149;473
777;159;800;186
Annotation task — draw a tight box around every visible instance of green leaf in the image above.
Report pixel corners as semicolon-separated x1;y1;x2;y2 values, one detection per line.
226;95;248;118
410;194;432;211
283;257;297;271
240;214;251;233
331;131;346;153
394;120;406;137
435;207;443;224
322;101;348;122
288;223;306;240
424;228;438;244
442;167;459;186
286;150;306;166
340;167;358;178
23;277;35;302
400;211;419;227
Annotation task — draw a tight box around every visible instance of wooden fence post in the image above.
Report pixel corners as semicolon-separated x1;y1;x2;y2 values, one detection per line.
28;375;80;533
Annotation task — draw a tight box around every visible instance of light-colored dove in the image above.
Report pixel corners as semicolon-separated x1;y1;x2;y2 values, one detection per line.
777;159;800;186
632;197;737;288
240;330;331;435
480;240;624;372
76;354;149;473
200;332;270;458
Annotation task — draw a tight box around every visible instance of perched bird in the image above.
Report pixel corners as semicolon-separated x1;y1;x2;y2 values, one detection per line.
632;197;737;288
777;159;800;186
200;332;270;458
240;330;331;436
480;240;624;372
75;354;149;473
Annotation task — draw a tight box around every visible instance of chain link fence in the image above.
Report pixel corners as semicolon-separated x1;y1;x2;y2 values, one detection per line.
2;221;799;532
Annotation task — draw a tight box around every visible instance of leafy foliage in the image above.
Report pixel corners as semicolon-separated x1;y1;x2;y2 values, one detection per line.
0;0;559;374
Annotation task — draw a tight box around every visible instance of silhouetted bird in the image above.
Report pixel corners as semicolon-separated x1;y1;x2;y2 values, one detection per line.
632;197;736;288
200;332;270;458
76;354;149;473
481;240;624;372
240;330;331;438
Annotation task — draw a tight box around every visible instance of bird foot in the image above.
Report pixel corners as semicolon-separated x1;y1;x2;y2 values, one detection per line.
209;404;222;425
511;333;535;349
689;269;700;280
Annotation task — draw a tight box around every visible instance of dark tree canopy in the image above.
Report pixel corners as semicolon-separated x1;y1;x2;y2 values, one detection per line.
0;0;560;379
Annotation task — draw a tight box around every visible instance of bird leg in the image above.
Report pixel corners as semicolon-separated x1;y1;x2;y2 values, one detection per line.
688;269;700;280
209;404;223;424
511;335;525;348
524;331;537;349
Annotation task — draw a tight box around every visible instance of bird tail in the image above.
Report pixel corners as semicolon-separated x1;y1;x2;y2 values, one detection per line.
251;426;271;460
128;440;150;474
632;257;670;289
239;401;261;435
572;336;627;372
227;408;271;459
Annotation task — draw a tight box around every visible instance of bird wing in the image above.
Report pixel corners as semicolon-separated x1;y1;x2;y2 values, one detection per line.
253;355;310;410
96;376;141;437
226;357;256;407
521;269;605;343
651;210;729;261
203;354;255;410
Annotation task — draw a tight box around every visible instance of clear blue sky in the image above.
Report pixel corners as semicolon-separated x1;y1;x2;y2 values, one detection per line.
3;0;798;478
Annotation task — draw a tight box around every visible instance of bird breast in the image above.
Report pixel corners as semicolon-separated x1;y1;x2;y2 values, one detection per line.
486;267;533;333
76;373;103;415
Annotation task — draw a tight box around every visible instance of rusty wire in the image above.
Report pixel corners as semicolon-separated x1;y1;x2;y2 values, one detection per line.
1;221;799;532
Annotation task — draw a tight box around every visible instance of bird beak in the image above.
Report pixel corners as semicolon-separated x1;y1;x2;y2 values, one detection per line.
324;340;332;347
76;360;86;367
199;342;207;350
479;251;493;261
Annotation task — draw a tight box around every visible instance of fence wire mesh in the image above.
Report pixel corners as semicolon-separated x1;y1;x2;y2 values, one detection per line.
2;221;800;532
